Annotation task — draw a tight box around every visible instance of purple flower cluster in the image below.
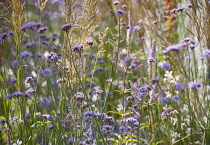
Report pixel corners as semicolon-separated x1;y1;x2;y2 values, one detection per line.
25;41;39;48
20;22;42;31
101;125;113;134
47;52;59;61
172;95;180;101
72;44;84;52
161;62;171;70
138;87;149;98
37;27;48;33
25;76;34;83
73;92;85;100
174;82;185;91
86;40;94;46
188;82;202;89
42;68;51;76
115;9;126;15
113;0;120;5
83;111;101;121
151;77;159;84
19;51;33;59
162;42;187;54
170;7;185;14
202;49;210;57
5;92;31;100
61;23;72;31
0;32;8;42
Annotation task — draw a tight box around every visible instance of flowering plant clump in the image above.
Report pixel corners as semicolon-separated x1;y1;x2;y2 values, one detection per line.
0;0;209;145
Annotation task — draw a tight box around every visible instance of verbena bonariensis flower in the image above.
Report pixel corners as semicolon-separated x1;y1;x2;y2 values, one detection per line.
12;60;19;68
188;82;202;89
26;88;35;94
115;9;126;15
61;23;72;31
189;45;195;50
42;68;51;76
25;76;34;83
25;41;39;48
161;62;171;70
172;95;180;101
202;49;210;57
0;32;8;42
174;82;185;91
188;4;193;8
5;94;13;100
162;42;187;54
86;40;94;46
12;92;25;97
74;92;85;100
0;119;7;123
103;115;114;123
122;4;127;8
72;44;84;52
37;27;48;33
151;77;159;84
113;0;120;5
19;51;33;59
68;138;74;143
161;97;169;105
11;78;17;84
47;52;58;61
20;22;42;31
48;124;54;129
134;25;141;31
101;125;113;134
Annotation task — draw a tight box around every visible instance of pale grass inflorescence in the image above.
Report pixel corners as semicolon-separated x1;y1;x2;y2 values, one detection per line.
0;0;210;145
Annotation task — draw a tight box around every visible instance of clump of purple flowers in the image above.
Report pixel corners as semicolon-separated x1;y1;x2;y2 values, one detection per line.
115;9;126;15
20;22;42;31
188;82;202;89
86;40;94;46
25;76;34;83
162;42;187;54
202;49;210;57
101;125;113;134
61;23;72;31
160;62;171;70
19;51;33;59
37;27;48;33
174;82;185;91
47;52;59;61
72;44;84;52
73;92;85;100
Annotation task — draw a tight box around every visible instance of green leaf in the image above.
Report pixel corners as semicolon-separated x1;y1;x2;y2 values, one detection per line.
0;75;4;82
155;141;165;145
126;139;142;143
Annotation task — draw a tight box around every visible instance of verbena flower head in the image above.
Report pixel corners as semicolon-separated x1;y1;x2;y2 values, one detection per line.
122;4;127;8
0;32;8;42
47;52;58;61
115;9;126;15
188;82;202;89
0;119;7;123
161;97;169;105
26;88;35;94
174;82;185;91
12;92;25;97
86;40;94;46
42;68;51;76
20;22;42;31
189;45;195;50
162;42;187;54
37;27;48;33
134;25;141;31
25;76;34;83
61;23;72;31
188;4;192;8
11;78;17;84
5;94;13;100
73;92;85;100
172;95;180;101
101;125;113;134
72;44;84;52
19;51;33;59
12;60;19;68
161;62;171;70
151;77;159;84
202;49;210;57
68;138;74;143
153;20;158;24
113;0;120;5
